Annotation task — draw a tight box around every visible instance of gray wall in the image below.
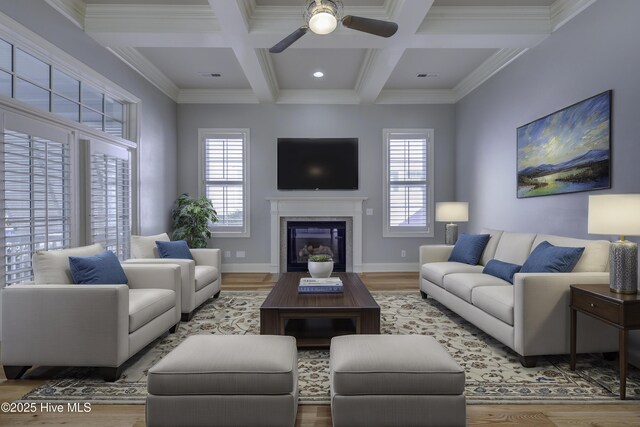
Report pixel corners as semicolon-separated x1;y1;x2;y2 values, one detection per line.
177;104;456;266
455;0;640;365
0;0;178;234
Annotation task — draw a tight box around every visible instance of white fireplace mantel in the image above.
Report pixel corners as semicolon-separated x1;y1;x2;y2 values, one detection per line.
267;197;367;273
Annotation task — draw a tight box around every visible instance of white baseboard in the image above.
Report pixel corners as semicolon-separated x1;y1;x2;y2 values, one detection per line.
221;263;274;273
361;263;419;273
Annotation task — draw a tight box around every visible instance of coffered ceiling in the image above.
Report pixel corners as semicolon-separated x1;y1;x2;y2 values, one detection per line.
45;0;596;104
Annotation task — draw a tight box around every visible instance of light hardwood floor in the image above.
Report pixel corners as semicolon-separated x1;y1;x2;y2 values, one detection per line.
1;272;638;426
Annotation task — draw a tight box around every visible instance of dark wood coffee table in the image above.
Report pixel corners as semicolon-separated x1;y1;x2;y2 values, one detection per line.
260;272;380;347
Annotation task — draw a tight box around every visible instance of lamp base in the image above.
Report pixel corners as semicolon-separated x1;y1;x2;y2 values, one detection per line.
445;223;459;246
609;240;638;294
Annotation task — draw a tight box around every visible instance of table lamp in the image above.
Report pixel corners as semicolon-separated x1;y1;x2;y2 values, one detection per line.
588;194;640;294
436;202;469;245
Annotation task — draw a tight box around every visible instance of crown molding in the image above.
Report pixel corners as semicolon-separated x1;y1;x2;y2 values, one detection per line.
277;90;360;104
550;0;597;31
376;90;456;105
178;89;259;104
85;4;219;33
453;48;528;102
108;47;179;102
420;6;550;34
44;0;86;29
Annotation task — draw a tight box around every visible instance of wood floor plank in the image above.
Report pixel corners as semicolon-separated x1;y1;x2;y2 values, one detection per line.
1;273;639;426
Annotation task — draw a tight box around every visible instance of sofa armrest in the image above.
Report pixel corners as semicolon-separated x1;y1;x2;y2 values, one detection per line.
419;245;454;265
122;264;181;291
1;284;129;367
190;248;222;270
513;272;612;356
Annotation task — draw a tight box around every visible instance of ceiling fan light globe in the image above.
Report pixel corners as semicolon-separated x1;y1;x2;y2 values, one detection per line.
309;12;337;35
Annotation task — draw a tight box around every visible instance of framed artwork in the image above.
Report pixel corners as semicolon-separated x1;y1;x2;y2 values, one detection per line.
517;90;611;198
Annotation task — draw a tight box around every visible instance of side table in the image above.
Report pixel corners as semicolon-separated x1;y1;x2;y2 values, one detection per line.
570;283;640;400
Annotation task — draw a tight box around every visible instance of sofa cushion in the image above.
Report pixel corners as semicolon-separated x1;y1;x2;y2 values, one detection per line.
130;233;170;259
443;273;510;303
194;266;218;291
493;232;537;265
421;262;484;288
32;243;104;285
483;259;521;284
471;286;514;326
147;335;297;395
69;250;128;285
448;234;491;265
156;240;193;260
532;234;610;272
521;241;584;273
129;288;176;333
480;228;504;266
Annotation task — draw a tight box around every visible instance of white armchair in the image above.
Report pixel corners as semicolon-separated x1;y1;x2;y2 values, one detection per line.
1;244;182;381
126;233;221;321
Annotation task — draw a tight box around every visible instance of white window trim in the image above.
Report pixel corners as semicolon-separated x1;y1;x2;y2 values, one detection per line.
382;128;434;238
198;128;250;238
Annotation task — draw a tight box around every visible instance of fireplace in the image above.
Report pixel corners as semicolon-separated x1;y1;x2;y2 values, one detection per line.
286;221;347;272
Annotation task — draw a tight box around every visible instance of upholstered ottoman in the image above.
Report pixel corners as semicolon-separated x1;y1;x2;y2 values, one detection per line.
146;335;298;427
330;335;466;427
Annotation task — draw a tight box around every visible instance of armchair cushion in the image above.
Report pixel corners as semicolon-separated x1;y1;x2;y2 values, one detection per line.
129;288;176;333
69;250;128;285
33;243;104;284
156;240;193;260
194;266;218;291
131;233;170;258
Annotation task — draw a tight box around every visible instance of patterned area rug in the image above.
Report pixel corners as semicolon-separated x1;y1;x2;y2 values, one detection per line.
20;291;639;404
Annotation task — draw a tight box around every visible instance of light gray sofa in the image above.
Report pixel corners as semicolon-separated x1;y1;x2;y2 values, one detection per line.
126;233;221;321
420;229;618;367
1;244;182;381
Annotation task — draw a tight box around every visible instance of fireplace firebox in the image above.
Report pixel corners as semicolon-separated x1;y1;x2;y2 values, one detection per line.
286;221;346;272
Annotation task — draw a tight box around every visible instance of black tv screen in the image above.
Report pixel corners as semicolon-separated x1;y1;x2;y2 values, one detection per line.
278;138;358;190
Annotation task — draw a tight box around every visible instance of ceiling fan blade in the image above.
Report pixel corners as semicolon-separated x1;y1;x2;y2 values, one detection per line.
269;26;309;53
341;15;398;38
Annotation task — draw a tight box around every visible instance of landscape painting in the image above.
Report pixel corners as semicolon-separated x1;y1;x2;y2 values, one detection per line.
517;90;611;198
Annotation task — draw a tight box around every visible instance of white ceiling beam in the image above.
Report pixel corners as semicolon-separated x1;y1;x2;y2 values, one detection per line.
207;0;277;103
356;0;435;104
44;0;85;29
550;0;597;31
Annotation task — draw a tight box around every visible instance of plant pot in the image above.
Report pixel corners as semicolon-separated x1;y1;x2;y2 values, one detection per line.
308;261;334;278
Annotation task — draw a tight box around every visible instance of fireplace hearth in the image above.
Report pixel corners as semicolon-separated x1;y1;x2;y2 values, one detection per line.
286;221;346;272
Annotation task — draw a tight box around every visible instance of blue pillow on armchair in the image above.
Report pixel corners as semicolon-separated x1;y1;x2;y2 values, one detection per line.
448;234;491;265
483;259;522;284
156;240;193;260
520;241;584;273
69;250;128;285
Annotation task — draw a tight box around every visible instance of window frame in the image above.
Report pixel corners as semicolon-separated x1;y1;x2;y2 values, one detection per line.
198;128;250;238
382;128;434;238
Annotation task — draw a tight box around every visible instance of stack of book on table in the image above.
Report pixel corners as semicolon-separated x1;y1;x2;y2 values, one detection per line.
298;277;343;293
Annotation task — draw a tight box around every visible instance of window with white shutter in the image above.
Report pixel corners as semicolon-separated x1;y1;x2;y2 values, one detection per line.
383;129;434;237
199;129;250;237
89;140;131;260
1;113;74;285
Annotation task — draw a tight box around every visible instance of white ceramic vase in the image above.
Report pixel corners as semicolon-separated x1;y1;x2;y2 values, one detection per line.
308;261;334;278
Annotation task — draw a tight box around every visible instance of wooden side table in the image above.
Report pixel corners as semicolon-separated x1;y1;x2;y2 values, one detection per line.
570;283;640;400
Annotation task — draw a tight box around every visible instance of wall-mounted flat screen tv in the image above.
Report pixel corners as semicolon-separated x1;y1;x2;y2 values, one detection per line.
277;138;358;190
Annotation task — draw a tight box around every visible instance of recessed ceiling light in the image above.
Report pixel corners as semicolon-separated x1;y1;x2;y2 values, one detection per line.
313;71;324;78
417;73;438;78
198;72;222;77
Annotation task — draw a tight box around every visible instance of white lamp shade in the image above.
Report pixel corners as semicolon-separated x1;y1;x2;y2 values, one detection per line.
588;194;640;236
436;202;469;222
309;11;337;34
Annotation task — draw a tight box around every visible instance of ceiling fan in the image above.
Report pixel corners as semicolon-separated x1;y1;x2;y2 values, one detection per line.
269;0;398;53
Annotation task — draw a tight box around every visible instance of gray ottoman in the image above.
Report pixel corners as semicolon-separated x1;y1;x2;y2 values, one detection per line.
330;335;466;427
146;335;298;427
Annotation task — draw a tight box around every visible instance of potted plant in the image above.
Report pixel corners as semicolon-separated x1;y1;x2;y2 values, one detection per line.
171;193;218;248
308;254;334;278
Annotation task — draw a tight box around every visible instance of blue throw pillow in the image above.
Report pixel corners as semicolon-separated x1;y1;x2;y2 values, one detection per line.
483;259;522;284
520;241;584;273
448;234;491;265
69;250;128;285
156;240;193;260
